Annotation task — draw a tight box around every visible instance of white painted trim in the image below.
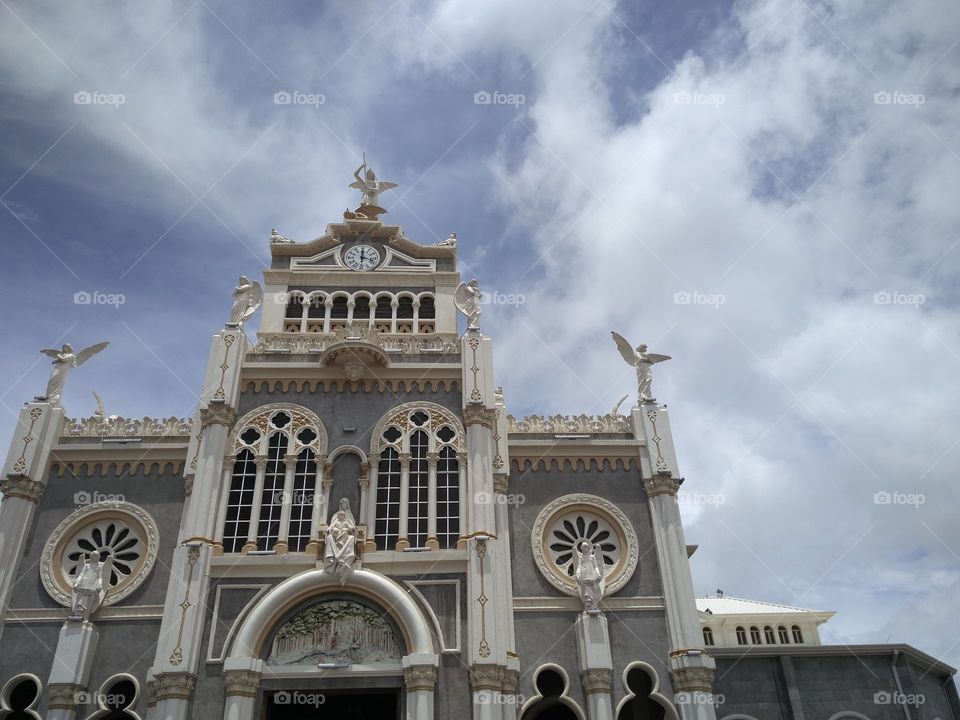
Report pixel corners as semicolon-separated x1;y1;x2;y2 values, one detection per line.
5;605;165;622
513;596;665;612
0;673;42;719
615;661;679;720
205;584;271;664
518;663;586;720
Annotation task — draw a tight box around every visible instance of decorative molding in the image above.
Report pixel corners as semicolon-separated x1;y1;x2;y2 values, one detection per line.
11;406;43;475
253;329;458;356
669;665;714;693
645;408;671;473
492;474;509;495
511;457;639;472
644;471;681;497
242;377;460;394
530;494;639;597
508;414;632;434
149;672;196;702
5;604;165;622
50;460;185;478
228;402;328;456
462;405;497;430
469;663;504;691
169;545;201;666
200;405;237;430
513;596;664;612
403;664;438;691
475;539;491;659
369;401;465;455
581;668;613;695
40;501;160;608
61;416;192;440
501;667;520;694
47;682;83;710
206;584;271;663
467;334;482;402
223;669;261;698
0;477;44;503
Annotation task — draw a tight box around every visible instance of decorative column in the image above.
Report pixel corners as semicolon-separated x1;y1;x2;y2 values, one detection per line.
147;327;246;720
212;463;233;555
0;402;64;642
396;452;411;550
222;658;263;720
403;654;439;720
358;461;371;542
426;452;439;550
46;619;99;720
634;402;717;720
274;452;298;554
364;460;378;551
575;613;614;720
242;454;268;553
304;455;326;555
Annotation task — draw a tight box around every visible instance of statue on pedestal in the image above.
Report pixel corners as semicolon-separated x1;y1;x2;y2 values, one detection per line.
39;342;109;406
69;553;108;621
611;331;671;403
323;498;357;585
455;279;483;331
574;540;606;615
349;157;397;220
229;275;263;327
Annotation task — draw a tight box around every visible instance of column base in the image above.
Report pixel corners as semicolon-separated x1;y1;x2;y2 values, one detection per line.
425;537;440;550
241;542;257;554
395;538;410;551
273;541;288;555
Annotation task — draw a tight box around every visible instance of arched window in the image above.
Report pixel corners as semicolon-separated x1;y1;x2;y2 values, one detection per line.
330;295;349;319
750;626;762;644
306;293;326;332
419;295;435;319
736;626;747;645
763;625;776;644
0;673;42;720
702;626;714;646
778;625;790;644
396;294;415;319
792;625;804;644
219;406;327;554
373;404;464;551
353;295;371;324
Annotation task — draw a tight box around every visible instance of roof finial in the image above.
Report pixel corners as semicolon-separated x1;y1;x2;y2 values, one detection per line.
348;154;397;220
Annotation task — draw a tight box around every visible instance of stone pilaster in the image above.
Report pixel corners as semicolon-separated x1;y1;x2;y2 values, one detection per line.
403;654;438;720
576;613;615;720
633;401;717;720
223;669;262;698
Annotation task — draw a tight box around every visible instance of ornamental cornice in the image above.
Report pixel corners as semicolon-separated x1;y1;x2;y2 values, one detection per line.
252;330;458;357
508;414;632;434
61;415;192;440
199;404;237;429
463;405;497;429
224;669;262;698
47;682;84;709
469;664;504;691
403;664;438;691
669;665;714;693
150;672;196;702
0;477;44;503
581;669;613;695
242;378;461;394
644;471;681;497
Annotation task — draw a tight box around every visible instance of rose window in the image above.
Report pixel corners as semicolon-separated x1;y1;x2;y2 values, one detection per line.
62;519;143;588
548;514;619;578
531;494;639;596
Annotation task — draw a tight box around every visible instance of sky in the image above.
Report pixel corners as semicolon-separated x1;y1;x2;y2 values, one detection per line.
1;0;959;666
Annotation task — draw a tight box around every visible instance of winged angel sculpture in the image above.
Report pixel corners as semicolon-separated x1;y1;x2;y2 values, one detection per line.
454;279;482;331
611;332;671;403
348;158;398;220
229;275;263;327
40;342;109;405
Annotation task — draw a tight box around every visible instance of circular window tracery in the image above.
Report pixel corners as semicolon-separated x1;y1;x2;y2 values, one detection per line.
531;494;639;596
41;502;159;608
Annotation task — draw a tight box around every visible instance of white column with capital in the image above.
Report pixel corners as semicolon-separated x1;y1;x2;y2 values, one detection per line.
147;328;247;720
222;657;262;720
403;654;439;720
0;402;64;642
634;402;717;720
575;613;615;720
46;619;100;720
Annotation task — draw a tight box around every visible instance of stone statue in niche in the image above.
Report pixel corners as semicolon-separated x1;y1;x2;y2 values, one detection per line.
324;498;357;584
574;540;606;615
611;331;671;403
69;553;109;621
39;342;109;406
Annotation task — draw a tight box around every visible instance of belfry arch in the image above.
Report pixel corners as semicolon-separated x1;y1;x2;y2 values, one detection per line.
222;567;439;720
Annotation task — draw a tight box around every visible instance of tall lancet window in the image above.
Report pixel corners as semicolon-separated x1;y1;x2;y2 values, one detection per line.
217;405;327;555
372;403;464;551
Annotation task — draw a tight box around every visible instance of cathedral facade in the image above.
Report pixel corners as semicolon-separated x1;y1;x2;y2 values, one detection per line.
0;173;956;720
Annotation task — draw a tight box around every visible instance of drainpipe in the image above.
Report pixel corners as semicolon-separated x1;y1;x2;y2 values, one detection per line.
891;650;912;720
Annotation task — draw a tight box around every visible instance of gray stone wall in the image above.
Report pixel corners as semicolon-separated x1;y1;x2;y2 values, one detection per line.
8;462;185;609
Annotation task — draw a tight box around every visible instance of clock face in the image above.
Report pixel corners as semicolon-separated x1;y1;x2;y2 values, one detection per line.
343;244;381;271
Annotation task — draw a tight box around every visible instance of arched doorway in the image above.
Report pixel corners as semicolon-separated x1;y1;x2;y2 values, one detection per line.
223;568;438;720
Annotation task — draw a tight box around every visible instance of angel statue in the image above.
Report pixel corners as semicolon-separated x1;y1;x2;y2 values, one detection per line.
573;540;605;615
69;552;109;621
349;157;398;220
228;275;263;327
323;498;357;585
611;332;671;403
39;342;109;406
454;279;482;331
